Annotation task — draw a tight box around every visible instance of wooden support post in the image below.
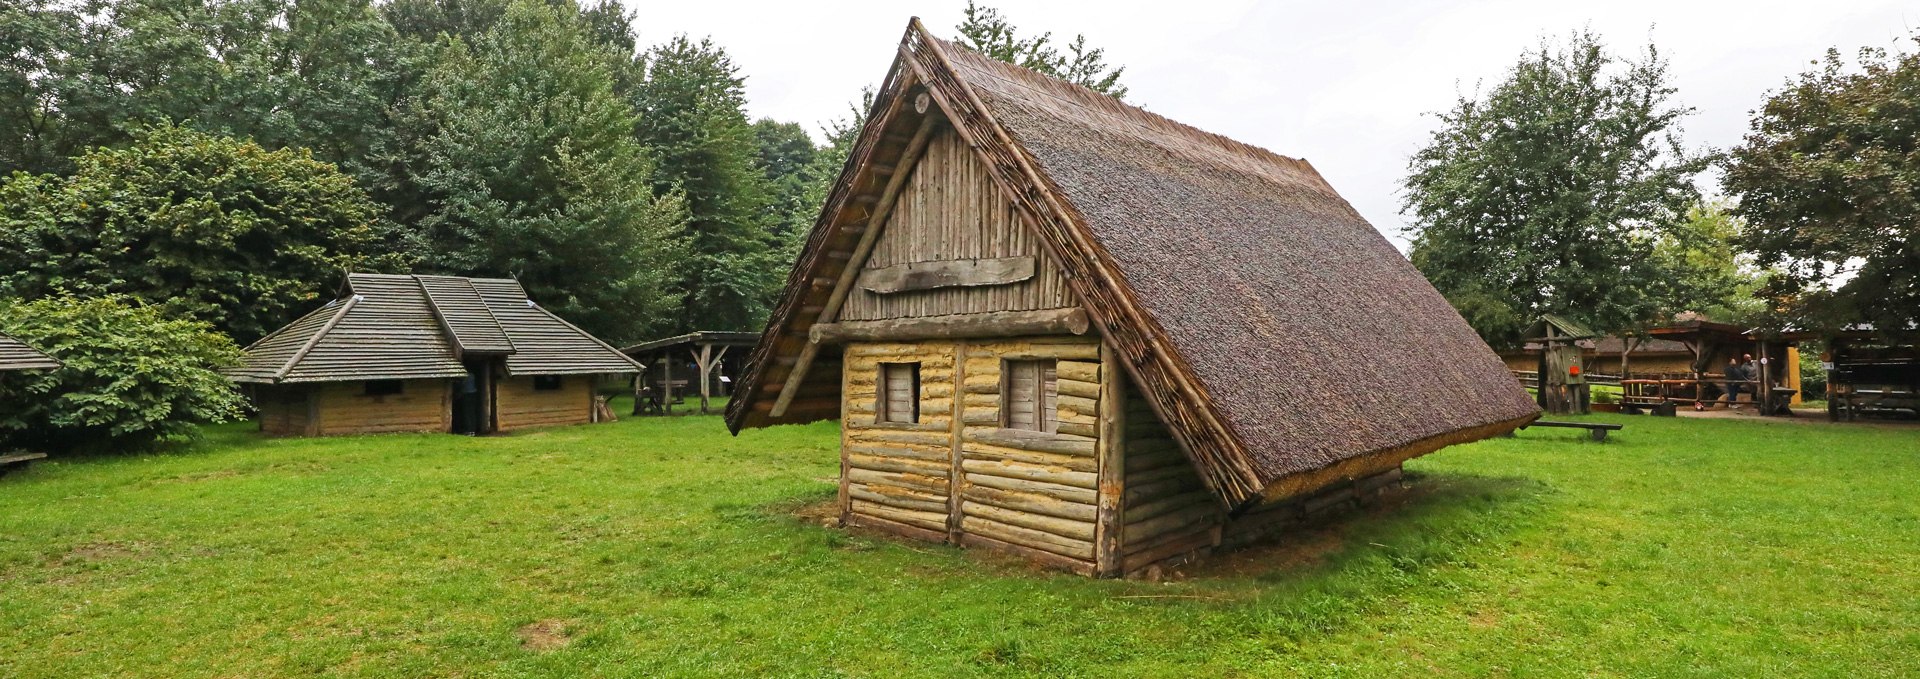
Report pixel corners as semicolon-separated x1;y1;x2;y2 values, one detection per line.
694;343;714;414
947;341;968;544
770;110;941;418
1094;342;1127;577
661;356;674;415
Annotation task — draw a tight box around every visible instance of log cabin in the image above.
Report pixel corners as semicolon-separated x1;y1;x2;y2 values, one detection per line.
724;20;1541;577
228;274;640;436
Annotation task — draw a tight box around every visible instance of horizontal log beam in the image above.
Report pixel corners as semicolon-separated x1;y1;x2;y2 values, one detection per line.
858;256;1036;294
810;308;1090;344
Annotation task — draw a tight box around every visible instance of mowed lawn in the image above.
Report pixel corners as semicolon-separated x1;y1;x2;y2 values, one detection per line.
2;407;1917;678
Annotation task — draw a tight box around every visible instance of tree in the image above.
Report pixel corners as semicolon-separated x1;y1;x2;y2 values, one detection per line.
1401;31;1713;348
407;0;685;345
752;119;821;245
0;124;411;344
1723;37;1920;339
955;2;1127;98
0;295;245;453
630;36;781;333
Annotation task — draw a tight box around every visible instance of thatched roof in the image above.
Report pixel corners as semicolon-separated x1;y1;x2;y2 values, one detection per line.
726;20;1538;509
227;274;639;384
0;331;60;372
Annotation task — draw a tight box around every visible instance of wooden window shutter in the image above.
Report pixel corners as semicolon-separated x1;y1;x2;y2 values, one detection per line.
1003;359;1058;433
878;362;920;424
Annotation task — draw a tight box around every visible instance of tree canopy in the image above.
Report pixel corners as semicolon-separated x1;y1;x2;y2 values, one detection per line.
0;124;407;344
1723;36;1920;339
1401;31;1715;348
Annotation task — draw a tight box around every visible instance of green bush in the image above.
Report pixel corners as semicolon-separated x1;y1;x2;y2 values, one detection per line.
0;296;246;453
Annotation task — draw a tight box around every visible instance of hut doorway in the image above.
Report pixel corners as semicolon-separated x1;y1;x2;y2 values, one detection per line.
452;360;495;435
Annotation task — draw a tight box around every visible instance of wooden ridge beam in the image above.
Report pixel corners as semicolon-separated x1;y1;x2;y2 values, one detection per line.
809;308;1091;344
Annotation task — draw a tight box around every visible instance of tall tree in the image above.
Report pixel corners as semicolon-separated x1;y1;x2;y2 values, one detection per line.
1401;31;1713;348
955;2;1127;98
409;0;685;344
752;118;821;246
0;124;408;343
1723;37;1920;339
630;36;780;333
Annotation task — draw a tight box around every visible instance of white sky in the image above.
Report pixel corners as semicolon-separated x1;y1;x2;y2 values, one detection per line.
622;1;1918;248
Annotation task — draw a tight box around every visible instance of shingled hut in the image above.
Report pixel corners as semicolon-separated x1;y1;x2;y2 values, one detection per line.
0;331;60;374
229;274;639;436
723;21;1539;577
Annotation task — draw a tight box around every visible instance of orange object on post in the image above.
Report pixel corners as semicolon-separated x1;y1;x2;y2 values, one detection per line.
1569;365;1581;376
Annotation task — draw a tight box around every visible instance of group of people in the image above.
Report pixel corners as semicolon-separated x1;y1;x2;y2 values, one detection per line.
1696;353;1763;411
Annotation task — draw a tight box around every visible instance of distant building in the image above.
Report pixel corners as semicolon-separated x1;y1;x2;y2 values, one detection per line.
228;274;639;436
0;331;60;373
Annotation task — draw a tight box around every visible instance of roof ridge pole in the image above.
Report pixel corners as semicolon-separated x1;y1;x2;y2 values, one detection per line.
274;295;360;382
769;90;940;419
909;21;1262;505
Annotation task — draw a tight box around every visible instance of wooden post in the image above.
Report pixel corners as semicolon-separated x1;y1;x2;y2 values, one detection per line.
661;356;674;415
694;343;714;414
631;367;645;416
1094;342;1127;577
947;341;968;544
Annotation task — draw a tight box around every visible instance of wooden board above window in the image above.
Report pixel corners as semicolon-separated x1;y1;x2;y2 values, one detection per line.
858;256;1036;295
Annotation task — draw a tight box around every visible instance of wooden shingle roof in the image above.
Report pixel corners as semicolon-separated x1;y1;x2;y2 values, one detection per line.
228;274;638;384
0;331;60;372
726;20;1539;510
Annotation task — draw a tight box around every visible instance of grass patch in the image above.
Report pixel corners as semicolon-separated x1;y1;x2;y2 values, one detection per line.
1;410;1917;676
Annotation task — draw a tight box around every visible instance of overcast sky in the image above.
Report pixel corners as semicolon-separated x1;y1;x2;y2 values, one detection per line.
622;1;1917;248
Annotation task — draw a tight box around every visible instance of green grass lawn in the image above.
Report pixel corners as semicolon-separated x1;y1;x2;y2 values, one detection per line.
2;407;1917;677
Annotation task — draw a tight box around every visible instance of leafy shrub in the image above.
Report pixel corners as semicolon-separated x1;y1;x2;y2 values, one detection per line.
0;296;246;453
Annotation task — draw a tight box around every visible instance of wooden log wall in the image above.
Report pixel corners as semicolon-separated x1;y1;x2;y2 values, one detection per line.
306;379;451;436
1116;382;1225;576
839;128;1074;322
255;386;313;437
842;342;958;540
496;375;594;432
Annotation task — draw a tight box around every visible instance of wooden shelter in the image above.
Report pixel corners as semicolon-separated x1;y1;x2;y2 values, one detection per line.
1791;328;1916;421
621;331;759;414
228;274;640;436
1621;320;1802;414
724;20;1540;577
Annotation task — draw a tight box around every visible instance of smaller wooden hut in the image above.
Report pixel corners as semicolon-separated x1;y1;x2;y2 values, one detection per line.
227;274;640;436
1792;327;1917;421
1525;315;1597;414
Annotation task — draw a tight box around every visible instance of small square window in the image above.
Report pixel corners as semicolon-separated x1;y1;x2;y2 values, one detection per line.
877;363;920;424
363;379;404;396
1002;360;1058;433
533;375;563;391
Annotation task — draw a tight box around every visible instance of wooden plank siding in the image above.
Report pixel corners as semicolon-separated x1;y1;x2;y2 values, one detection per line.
264;379;453;436
839;127;1074;322
495;375;594;432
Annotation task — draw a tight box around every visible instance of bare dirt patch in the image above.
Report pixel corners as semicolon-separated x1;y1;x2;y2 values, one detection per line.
516;619;573;652
57;540;153;565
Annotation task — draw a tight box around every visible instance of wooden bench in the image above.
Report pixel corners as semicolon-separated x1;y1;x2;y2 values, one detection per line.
0;451;48;473
1516;421;1624;441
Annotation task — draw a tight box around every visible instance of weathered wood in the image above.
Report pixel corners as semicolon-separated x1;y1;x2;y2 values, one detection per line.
1056;378;1100;400
850;484;948;514
1095;343;1126;577
1121;528;1216;575
847;452;949;476
960;515;1094;558
961;484;1097;522
1124;447;1188;475
964;428;1096;456
963;502;1095;541
964;472;1098;505
947;341;968;542
769;110;941;418
811;308;1090;344
847;509;949;544
960;442;1097;473
959;532;1095;575
961;458;1096;489
858;256;1037;294
1055;421;1097;438
1125;490;1214;524
847;467;948;494
1123;502;1219;545
1056;360;1098;385
0;451;48;466
852;499;948;532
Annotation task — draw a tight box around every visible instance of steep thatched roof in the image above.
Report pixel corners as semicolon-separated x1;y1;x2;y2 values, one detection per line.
0;331;60;372
726;20;1538;509
227;274;639;384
